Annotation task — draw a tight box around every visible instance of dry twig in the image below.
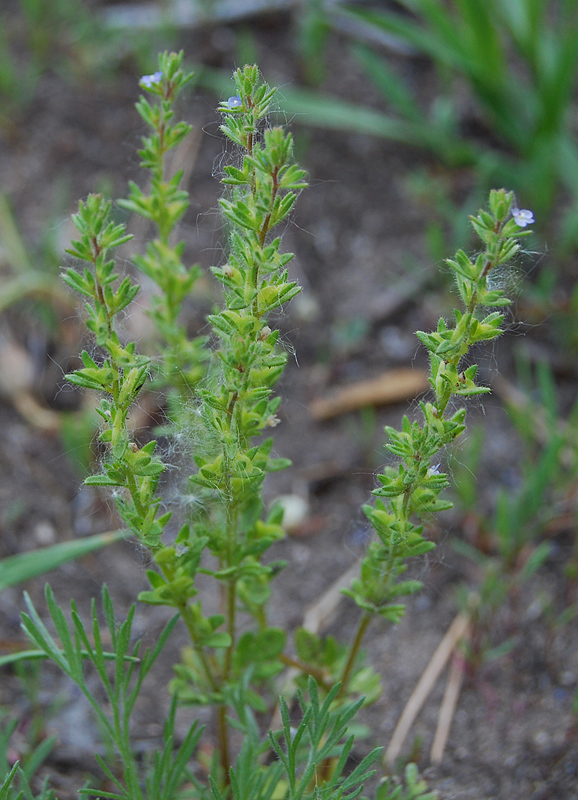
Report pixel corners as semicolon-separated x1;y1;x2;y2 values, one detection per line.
430;624;470;764
310;368;429;421
385;611;471;767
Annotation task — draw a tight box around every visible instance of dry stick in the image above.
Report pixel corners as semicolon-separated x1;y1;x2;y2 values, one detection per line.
13;392;61;434
310;368;429;421
430;619;471;764
384;610;470;767
0;336;61;433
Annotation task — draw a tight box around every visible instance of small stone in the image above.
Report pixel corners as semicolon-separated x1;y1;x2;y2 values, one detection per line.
525;597;545;621
34;520;56;545
274;494;309;533
292;293;320;323
532;730;551;751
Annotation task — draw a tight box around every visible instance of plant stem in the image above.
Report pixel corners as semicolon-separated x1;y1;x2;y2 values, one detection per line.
218;703;231;786
215;578;237;791
279;654;331;688
178;604;219;692
223;580;237;679
182;593;231;789
338;611;372;699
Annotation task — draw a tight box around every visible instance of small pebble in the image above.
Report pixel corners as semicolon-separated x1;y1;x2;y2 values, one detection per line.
525;597;545;621
292;293;320;323
273;494;309;533
531;730;551;751
34;520;56;545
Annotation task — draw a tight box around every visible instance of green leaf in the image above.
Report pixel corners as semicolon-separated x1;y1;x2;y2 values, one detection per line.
61;268;94;297
295;628;321;662
0;530;128;591
204;632;232;648
519;541;552;582
85;474;127;487
0;764;19;799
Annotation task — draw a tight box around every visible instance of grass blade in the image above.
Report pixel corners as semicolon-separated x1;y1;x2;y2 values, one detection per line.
0;530;128;592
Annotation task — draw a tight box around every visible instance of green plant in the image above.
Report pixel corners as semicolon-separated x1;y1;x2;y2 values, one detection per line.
0;761;57;800
198;2;574;248
450;358;578;668
49;53;379;796
7;48;534;798
0;713;56;800
329;190;533;682
0;194;71;322
333;0;578;242
0;531;128;604
0;0;92;127
0;0;173;131
0;192;133;608
375;763;436;800
0;184;134;641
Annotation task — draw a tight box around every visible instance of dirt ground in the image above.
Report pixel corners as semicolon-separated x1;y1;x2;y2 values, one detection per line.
1;7;578;799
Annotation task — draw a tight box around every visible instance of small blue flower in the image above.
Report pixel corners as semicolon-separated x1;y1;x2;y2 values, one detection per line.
427;463;442;477
227;95;242;109
511;207;534;228
140;71;163;88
